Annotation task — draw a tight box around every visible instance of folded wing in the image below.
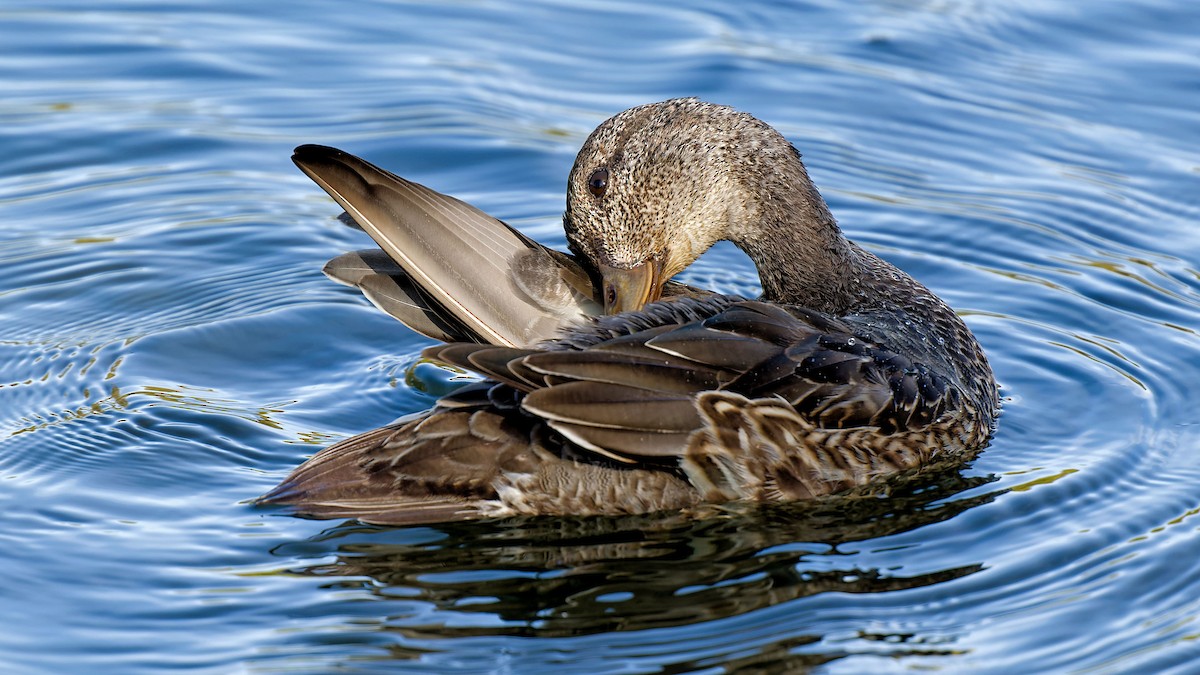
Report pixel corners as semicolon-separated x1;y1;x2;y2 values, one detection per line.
429;297;960;466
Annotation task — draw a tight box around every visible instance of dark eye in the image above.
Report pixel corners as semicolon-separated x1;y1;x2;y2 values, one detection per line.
587;168;609;198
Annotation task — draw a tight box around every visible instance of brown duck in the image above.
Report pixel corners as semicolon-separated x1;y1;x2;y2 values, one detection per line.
259;98;998;525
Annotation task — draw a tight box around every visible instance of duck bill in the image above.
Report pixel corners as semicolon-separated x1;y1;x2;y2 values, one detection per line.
598;260;663;315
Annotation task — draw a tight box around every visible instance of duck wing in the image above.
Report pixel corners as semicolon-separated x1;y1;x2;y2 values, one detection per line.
424;296;968;506
488;298;958;459
522;298;969;503
260;296;970;522
323;248;477;343
293;144;601;346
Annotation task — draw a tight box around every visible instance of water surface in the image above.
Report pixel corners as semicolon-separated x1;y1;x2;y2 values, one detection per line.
2;1;1199;673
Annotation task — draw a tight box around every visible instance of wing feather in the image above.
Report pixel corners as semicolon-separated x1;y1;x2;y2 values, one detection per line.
522;350;724;393
294;144;598;346
522;382;701;433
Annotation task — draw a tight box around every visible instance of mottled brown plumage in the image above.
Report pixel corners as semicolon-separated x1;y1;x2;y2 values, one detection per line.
259;99;998;524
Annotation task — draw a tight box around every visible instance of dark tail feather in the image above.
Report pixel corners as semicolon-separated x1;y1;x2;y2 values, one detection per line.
256;422;485;525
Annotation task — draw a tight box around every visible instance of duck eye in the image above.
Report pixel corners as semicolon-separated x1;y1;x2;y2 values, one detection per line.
587;168;609;198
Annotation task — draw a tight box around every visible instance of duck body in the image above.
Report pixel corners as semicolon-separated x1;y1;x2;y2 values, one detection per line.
260;99;998;525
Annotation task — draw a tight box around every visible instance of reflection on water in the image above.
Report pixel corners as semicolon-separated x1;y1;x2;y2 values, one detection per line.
276;468;998;648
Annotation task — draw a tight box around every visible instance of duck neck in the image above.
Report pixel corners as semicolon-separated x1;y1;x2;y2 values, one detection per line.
730;172;861;313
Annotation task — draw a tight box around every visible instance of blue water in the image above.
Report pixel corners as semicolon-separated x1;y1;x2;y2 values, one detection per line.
2;1;1199;672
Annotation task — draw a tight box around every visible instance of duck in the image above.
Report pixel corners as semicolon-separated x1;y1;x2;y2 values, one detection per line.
258;98;999;525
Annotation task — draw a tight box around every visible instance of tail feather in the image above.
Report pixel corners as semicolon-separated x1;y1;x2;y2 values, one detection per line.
256;421;490;525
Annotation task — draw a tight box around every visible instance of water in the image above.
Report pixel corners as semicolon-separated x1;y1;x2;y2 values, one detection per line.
2;1;1198;672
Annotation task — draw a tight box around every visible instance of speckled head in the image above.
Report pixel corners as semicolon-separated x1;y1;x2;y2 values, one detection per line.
564;98;838;313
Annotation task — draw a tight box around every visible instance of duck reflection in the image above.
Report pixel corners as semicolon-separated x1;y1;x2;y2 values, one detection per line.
271;467;1000;644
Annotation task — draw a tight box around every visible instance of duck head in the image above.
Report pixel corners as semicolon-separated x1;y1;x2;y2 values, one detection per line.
564;98;842;314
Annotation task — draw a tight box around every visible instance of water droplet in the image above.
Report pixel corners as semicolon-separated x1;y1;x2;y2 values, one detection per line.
847;338;856;346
